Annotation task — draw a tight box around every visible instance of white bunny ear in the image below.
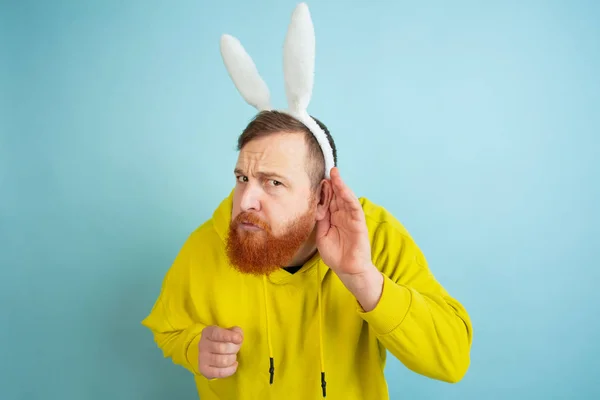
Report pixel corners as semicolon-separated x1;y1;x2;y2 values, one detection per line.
220;34;271;111
283;3;315;114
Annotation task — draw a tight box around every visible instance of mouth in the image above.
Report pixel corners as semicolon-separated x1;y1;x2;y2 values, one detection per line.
239;222;263;231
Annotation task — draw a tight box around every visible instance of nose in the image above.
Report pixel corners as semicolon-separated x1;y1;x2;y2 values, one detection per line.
239;183;261;212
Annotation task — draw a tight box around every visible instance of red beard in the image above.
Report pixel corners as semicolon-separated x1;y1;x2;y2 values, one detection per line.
226;209;315;275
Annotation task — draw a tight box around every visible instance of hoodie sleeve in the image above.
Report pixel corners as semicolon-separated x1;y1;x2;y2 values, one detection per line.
141;233;206;376
357;220;473;383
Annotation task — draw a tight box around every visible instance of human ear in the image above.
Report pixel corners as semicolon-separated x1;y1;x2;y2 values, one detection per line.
315;179;332;221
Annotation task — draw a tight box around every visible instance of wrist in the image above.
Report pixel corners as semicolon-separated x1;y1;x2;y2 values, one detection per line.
338;263;384;312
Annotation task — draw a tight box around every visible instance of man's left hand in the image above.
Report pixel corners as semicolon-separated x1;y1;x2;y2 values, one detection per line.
316;167;384;311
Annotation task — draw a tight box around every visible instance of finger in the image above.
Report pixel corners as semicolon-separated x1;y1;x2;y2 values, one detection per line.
203;362;239;379
208;340;242;355
331;208;364;226
329;192;339;214
206;352;237;368
330;168;361;209
229;326;244;342
331;168;357;201
207;326;243;344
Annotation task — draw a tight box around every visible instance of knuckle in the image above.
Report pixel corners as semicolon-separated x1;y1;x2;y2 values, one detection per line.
219;354;236;367
215;342;227;354
213;353;226;366
213;355;226;367
213;328;224;341
199;338;210;351
200;327;212;342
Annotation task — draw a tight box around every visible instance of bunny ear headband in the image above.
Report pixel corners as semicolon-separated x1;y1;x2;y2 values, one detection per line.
220;2;335;179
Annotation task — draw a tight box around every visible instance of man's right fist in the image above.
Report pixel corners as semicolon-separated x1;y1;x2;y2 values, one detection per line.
198;325;244;379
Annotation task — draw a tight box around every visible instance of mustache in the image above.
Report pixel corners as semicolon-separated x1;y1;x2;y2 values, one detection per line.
233;212;270;231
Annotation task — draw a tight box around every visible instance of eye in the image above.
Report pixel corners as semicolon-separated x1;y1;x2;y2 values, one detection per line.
268;179;282;187
236;175;248;183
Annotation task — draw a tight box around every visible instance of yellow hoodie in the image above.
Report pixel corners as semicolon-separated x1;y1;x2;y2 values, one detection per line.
141;192;472;399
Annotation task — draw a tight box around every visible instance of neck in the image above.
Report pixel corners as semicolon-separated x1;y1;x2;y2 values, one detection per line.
287;228;318;266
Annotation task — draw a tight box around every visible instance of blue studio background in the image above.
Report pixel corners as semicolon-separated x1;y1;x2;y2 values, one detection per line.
1;0;599;399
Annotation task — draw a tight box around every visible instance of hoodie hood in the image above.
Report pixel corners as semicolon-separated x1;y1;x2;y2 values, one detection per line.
211;189;234;243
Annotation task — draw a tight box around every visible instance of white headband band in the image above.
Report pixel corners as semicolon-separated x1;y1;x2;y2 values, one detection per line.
219;2;335;179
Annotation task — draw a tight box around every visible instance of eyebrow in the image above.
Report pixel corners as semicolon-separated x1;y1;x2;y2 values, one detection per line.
234;168;289;182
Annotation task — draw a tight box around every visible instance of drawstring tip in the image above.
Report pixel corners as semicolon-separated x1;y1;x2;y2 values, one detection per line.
321;372;327;397
269;357;275;384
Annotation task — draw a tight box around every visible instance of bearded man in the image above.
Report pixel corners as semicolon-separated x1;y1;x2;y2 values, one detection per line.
143;4;472;398
141;110;473;400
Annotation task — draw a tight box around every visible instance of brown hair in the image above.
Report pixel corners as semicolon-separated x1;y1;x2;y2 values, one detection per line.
237;110;337;188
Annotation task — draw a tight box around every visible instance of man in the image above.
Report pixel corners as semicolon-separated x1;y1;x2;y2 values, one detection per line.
142;3;472;399
141;110;473;399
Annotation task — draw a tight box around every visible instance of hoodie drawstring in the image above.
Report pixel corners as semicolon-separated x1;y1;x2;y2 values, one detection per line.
261;267;327;397
317;263;327;397
262;276;275;384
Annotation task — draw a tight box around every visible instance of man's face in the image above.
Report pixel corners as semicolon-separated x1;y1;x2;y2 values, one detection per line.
226;132;318;275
